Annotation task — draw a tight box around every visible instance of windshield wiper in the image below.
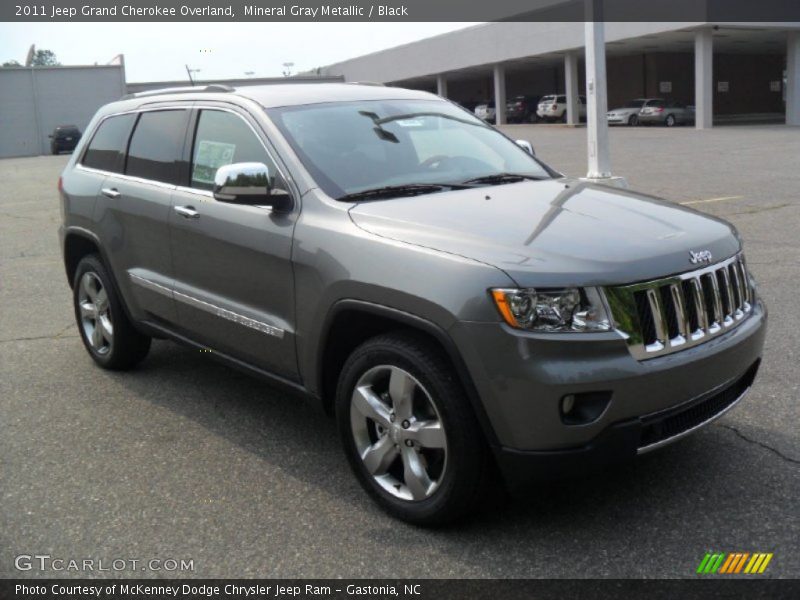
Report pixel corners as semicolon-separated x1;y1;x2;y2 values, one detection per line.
337;182;471;202
461;173;547;186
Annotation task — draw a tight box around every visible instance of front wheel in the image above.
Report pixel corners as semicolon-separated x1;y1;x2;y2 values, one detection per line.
628;114;639;126
335;333;492;525
73;255;151;370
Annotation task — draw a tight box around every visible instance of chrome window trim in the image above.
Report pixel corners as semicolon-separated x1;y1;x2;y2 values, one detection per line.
78;103;295;205
76;163;178;191
129;273;285;339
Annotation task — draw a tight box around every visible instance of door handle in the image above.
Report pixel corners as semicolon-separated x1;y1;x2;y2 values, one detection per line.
101;187;120;199
174;205;200;219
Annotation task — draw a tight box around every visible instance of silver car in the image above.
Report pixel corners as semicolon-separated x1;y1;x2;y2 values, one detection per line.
59;83;765;525
607;98;649;126
637;98;695;126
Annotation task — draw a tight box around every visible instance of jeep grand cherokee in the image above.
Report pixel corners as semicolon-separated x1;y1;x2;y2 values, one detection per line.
58;84;766;525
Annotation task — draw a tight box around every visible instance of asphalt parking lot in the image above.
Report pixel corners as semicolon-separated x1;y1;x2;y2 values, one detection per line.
1;125;798;579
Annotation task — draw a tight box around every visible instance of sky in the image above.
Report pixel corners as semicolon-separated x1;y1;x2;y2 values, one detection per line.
0;22;476;82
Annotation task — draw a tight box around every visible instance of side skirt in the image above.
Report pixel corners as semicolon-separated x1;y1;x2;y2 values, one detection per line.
139;319;317;404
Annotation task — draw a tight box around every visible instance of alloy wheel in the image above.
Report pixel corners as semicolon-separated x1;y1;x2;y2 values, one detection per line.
77;271;113;355
350;365;448;502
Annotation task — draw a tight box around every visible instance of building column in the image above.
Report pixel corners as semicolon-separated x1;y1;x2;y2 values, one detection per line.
787;32;800;126
565;51;580;125
436;74;448;98
493;65;506;125
585;21;611;179
695;28;713;129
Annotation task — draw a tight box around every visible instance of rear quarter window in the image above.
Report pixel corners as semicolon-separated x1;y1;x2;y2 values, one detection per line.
82;114;136;173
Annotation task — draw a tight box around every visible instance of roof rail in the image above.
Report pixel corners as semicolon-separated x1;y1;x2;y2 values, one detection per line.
346;81;386;87
122;84;235;100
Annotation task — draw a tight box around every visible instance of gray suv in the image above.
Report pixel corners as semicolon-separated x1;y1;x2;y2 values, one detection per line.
58;84;766;525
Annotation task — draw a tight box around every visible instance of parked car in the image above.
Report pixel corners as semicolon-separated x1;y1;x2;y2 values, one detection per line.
506;95;541;123
637;99;695;126
59;84;766;525
536;94;586;122
49;125;82;154
474;100;495;123
606;99;649;126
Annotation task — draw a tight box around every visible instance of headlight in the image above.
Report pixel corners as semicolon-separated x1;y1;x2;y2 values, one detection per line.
490;287;612;332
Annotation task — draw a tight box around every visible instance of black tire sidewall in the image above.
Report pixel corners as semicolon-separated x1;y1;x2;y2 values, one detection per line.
335;335;487;525
73;254;148;369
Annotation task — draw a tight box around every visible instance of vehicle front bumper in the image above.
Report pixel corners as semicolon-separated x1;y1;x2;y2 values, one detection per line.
448;299;767;480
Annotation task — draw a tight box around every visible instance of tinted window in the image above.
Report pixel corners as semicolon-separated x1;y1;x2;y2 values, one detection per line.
269;99;551;199
126;110;189;185
557;95;566;103
82;114;135;173
190;110;281;191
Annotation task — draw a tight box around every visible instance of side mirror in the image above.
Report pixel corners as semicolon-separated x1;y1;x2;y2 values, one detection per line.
213;162;292;211
516;139;535;155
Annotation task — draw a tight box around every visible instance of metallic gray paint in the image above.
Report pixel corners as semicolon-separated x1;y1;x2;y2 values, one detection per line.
59;85;767;458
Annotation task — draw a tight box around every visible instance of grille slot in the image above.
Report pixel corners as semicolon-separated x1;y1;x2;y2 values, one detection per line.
607;255;753;360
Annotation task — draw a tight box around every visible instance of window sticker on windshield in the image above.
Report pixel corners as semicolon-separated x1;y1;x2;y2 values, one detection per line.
192;140;236;184
395;118;426;127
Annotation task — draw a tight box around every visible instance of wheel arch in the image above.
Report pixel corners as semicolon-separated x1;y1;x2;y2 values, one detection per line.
62;227;139;328
317;299;500;447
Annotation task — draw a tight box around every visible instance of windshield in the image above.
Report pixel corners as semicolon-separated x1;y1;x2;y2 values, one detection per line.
624;99;646;108
268;99;553;200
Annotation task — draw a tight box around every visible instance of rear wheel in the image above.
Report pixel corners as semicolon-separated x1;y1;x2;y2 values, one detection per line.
73;255;151;370
336;332;492;525
628;114;639;126
561;111;568;123
665;114;676;127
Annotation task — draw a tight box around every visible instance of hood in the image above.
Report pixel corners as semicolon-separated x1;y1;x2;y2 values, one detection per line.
348;179;740;287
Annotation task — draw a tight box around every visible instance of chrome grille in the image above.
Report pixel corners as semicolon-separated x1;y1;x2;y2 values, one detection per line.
605;254;753;360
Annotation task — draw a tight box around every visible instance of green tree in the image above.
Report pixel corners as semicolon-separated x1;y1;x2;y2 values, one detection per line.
1;60;21;68
31;49;59;66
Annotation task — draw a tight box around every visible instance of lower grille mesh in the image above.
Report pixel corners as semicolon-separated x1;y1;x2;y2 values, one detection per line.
639;360;759;450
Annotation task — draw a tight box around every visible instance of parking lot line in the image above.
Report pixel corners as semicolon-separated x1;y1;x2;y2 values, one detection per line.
680;196;744;206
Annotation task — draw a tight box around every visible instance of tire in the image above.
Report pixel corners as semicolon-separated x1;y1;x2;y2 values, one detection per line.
335;332;492;526
665;114;676;127
561;111;568;123
628;115;639;127
73;254;151;370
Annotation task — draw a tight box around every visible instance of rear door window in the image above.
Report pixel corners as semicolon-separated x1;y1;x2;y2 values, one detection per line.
125;110;190;185
82;114;136;173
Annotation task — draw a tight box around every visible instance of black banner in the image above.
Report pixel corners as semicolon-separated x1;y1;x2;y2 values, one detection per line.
3;0;800;22
3;579;800;600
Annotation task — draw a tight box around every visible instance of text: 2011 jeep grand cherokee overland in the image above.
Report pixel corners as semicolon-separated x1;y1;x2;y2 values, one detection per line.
59;84;766;525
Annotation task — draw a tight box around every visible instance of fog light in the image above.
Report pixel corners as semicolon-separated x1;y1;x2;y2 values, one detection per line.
560;391;612;426
561;394;575;415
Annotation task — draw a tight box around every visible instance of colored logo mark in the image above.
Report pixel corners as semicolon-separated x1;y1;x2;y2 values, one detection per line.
697;552;773;574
